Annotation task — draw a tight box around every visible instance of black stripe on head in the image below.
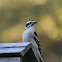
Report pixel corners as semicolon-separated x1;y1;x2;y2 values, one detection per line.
26;23;30;27
26;21;32;27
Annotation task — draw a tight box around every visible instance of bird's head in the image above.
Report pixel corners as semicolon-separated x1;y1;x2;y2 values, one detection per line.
25;21;38;30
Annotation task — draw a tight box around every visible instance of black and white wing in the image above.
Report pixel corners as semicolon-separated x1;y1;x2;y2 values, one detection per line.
33;32;42;55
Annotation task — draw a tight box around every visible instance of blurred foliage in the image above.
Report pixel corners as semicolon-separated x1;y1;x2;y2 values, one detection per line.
0;0;62;62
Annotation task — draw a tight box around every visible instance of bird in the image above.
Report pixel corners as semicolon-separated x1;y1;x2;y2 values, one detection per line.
22;21;44;62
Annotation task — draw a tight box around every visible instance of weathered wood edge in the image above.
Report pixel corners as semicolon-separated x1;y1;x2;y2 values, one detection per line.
0;42;32;57
20;42;32;57
0;42;31;48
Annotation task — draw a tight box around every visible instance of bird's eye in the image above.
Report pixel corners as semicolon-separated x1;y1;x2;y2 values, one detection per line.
30;22;31;24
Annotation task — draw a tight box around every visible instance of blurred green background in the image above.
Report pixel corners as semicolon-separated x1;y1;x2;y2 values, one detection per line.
0;0;62;62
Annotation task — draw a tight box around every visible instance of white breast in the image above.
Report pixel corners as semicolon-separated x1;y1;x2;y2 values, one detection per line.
22;29;33;42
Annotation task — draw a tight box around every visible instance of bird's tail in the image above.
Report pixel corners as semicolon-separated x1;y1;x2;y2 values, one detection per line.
38;51;44;62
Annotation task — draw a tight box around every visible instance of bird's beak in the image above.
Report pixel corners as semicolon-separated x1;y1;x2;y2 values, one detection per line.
36;21;38;23
34;21;38;24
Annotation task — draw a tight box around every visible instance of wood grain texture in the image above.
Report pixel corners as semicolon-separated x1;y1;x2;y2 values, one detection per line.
0;42;43;62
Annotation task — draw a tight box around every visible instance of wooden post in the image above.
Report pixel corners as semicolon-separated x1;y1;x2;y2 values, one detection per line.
0;42;43;62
